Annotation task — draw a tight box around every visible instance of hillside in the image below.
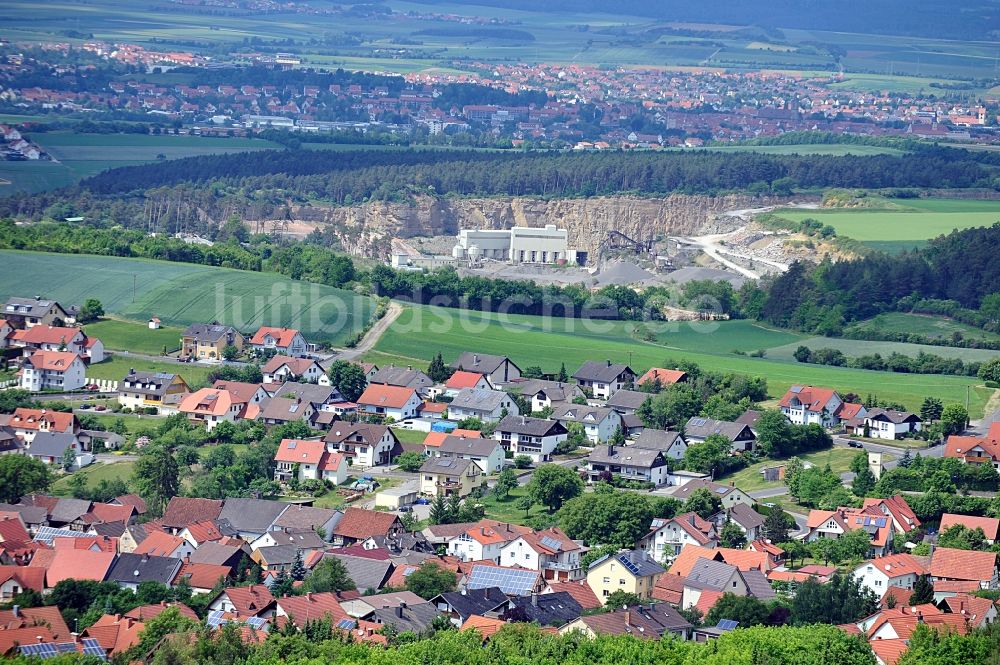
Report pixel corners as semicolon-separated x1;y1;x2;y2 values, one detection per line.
0;250;374;345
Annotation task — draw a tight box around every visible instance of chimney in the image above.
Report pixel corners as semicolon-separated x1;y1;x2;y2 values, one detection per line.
306;592;313;600
531;593;538;607
11;605;19;618
474;355;480;364
606;360;611;367
607;444;615;456
917;611;924;623
399;601;407;610
407;365;412;371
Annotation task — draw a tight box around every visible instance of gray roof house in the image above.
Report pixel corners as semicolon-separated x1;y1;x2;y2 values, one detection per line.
450;353;521;385
684;417;757;452
572;360;635;399
25;431;78;467
509;379;585;410
107;553;183;589
369;366;433;391
606;389;651;415
271;505;342;540
3;297;73;327
551;404;622;443
448;388;519;423
325;553;394;593
218;498;288;539
587;444;669;486
632;429;687;461
371;601;441;633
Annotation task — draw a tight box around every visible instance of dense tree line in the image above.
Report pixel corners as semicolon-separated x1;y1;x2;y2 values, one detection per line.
757;224;1000;334
793;345;982;377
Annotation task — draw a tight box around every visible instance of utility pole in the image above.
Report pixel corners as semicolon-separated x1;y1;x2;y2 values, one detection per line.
133;274;136;303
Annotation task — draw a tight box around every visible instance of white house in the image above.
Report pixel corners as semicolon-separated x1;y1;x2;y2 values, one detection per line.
250;327;308;357
262;355;329;385
19;351;86;392
779;385;864;427
587;444;669;486
447;520;532;563
273;438;349;485
435;435;505;473
494;415;568;463
357;384;422;421
324;423;398;468
632;429;687;461
851;554;927;597
572;360;636;400
497;527;583;582
638;513;718;562
448;388;519;423
853;409;923;440
551;404;622;443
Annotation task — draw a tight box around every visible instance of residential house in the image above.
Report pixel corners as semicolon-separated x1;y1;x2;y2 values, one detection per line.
498;527;583;581
944;435;1000;470
499;591;584;626
930;547;998;590
106;553;183;591
681;557;774;610
494;414;568;463
189;541;249;571
369;366;434;392
177;519;238;548
356;362;379;383
118;371;190;413
419;457;483;498
586;549;665;604
251;545;302;573
207;585;276;618
332;507;403;547
262;355;328;385
639;513;718;562
341;590;426;619
173;562;233;594
160;497;223;535
0;320;9;348
636;367;688;390
178;388;241;431
181;323;243;359
249;327;307;357
551;404;622;443
716;504;767;543
587;444;669;486
448;388;519;423
435;435;505;473
545;580;602;611
863;496;921;537
0;567;45;601
218;498;289;541
271;505;342;542
853;409;923;440
423;428;481;456
851;553;928;596
432;587;510;626
779;385;864;427
572;360;636;400
466;563;542;597
211;380;268;408
273;438;348;486
133;531;195;559
9;325;103;362
940;594;998;628
371;601;441;634
804;506;894;557
939;514;1000;545
447;520;532;563
25;431;88;469
251;528;325;552
561;603;691;641
324;552;393;594
684;417;757;453
324;423;399;468
19;351;86;392
450;353;521;385
3;297;73;329
632;429;687;461
444;371;493;397
509;378;584;411
606;389;650;415
262;382;345;428
669;480;754;510
8;408;78;445
45;549;116;587
357;384;422;421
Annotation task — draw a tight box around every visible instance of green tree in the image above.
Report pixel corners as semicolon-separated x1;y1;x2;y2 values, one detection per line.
558;486;657;548
753;409;795;457
705;593;773;627
852;465;877;497
405;561;457;599
920;397;943;422
516;495;535;518
790;574;877;625
221;344;240;361
0;455;51;503
61;445;76;472
302;557;355;593
557;363;568;383
493;467;518;500
978;357;1000;384
832;527;873;563
429;494;451;525
909;574;934;605
940;403;969;435
528;464;583;512
396;451;425;473
719;520;747;549
131;445;180;516
938;524;988;551
427;353;451;383
326;360;368;402
78;298;104;323
291;549;306;581
763;509;790;544
636;385;703;430
779;540;810;569
603;590;643;609
683;487;722;520
683;435;732;476
202;445;236;471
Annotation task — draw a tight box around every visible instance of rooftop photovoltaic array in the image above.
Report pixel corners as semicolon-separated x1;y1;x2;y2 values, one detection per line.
467;565;537;596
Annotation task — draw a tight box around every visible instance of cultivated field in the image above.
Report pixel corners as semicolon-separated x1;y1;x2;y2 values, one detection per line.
767;337;1000;363
774;198;1000;252
846;313;1000;344
369;305;993;415
0;250;374;345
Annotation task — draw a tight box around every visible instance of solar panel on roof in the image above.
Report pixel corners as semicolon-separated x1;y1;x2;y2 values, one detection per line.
716;619;740;630
467;565;537;596
336;618;357;630
206;610;227;627
81;638;107;661
618;555;642;576
55;642;77;654
287;441;297;449
692;418;706;427
245;616;268;630
790;386;802;393
539;536;562;552
33;526;90;544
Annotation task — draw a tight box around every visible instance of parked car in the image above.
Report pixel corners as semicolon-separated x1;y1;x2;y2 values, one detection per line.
414;497;431;505
847;440;863;449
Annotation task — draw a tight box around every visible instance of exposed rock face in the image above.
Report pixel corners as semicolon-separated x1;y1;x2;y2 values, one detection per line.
292;194;793;259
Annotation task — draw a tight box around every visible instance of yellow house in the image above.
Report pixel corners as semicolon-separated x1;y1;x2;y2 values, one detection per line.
181;323;244;360
118;371;191;413
586;549;665;605
419;457;483;498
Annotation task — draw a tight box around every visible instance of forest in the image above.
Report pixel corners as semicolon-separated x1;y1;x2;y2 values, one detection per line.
757;224;1000;335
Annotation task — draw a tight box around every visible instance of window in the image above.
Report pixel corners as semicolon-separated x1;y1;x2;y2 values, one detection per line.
603;577;610;583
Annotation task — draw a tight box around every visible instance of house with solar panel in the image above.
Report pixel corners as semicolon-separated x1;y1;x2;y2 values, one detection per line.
586;549;665;605
805;505;896;557
419;456;484;498
497;527;584;582
118;371;191;413
447;388;520;424
669;479;754;511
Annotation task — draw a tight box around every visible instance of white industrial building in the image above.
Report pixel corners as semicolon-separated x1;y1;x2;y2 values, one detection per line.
454;225;575;264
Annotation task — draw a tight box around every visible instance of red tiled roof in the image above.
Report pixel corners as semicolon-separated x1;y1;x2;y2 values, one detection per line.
461;615;506;640
25;350;81;371
88;503;135;524
880;586;913;609
211;380;261;404
651;573;685;605
865;553;927;578
0;566;45;594
262;355;317;376
276;591;348;626
113;494;147;514
0;626;56;655
944;435;1000;462
667;545;720;577
215;585;274;616
82;615;145;655
250;327;301;348
124;602;198;622
424;429;480;447
0;605;68;639
942;594;995;627
0;518;30;544
16;325;83;346
870;638;908;665
863;495;921;533
636;368;687;386
46;549;116;586
175;562;231;589
715;548;768;572
357;384;417;410
161;497;223;530
778;385;838;412
930;547;997;583
133;531;185;557
179;388;234;417
446;371;487;390
10;408;76;433
275;438;326;466
939;513;1000;542
333;507;399;541
182;520;227;544
693;589;724;615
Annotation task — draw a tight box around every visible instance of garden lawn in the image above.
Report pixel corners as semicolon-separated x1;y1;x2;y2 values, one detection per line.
51;461;135;496
844;312;1000;344
85;356;213;387
480;485;551;524
83;318;184;354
